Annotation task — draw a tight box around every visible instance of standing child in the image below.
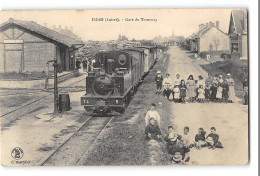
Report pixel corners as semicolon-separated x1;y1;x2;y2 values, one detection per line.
173;85;180;102
179;80;187;103
155;71;163;94
210;82;218;101
194;80;199;101
204;84;210;102
222;80;229;103
216;84;223;102
197;85;205;102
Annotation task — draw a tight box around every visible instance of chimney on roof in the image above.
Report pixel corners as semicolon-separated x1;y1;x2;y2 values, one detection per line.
216;21;219;29
70;26;73;32
206;22;209;28
43;23;47;27
199;24;206;31
209;21;214;27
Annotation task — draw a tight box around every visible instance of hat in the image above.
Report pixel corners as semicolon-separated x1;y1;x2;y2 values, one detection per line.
172;152;183;162
157;70;161;74
227;73;231;76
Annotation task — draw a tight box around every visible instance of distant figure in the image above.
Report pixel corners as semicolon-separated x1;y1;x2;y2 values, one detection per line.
226;73;236;103
243;78;248;105
195;128;206;149
155;70;163;94
206;127;223;149
145;118;162;142
163;73;173;100
145;103;161;127
76;59;81;70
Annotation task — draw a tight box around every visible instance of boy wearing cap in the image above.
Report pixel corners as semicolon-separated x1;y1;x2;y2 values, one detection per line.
155;71;163;94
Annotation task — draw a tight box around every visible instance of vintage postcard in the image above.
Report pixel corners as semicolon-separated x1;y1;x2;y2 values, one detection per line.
0;9;248;166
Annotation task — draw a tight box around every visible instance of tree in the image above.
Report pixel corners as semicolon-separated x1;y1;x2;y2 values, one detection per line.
213;38;221;50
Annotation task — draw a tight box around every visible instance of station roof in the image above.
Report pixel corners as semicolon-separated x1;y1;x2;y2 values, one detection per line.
0;18;84;49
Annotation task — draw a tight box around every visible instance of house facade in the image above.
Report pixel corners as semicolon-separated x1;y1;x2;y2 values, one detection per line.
228;10;248;60
0;18;84;73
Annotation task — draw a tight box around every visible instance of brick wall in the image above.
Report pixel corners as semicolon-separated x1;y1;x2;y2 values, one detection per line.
0;28;56;73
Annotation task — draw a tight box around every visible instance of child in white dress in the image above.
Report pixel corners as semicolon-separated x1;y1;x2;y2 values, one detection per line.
173;85;180;102
197;85;205;102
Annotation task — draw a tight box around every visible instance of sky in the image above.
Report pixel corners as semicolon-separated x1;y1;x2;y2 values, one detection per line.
0;9;236;41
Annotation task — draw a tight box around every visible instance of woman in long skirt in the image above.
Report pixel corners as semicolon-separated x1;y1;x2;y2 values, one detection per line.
226;73;236;103
187;75;196;102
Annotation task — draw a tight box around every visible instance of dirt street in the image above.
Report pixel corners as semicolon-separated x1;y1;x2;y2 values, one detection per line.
166;46;248;165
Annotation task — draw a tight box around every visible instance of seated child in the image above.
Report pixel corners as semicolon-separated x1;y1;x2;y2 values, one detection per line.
145;118;162;142
164;126;178;150
195;128;207;149
173;85;180;102
197;85;205;102
169;140;190;163
206;127;223;149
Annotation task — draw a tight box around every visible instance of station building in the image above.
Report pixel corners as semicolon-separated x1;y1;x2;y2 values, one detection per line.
0;18;84;73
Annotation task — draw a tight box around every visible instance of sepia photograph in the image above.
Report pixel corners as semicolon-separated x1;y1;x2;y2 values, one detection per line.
0;8;250;167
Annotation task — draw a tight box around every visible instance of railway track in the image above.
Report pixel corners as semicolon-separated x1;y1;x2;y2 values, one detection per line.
40;115;114;166
0;76;86;118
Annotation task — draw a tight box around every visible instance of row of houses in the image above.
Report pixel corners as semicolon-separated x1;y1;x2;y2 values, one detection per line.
182;9;248;60
0;18;84;73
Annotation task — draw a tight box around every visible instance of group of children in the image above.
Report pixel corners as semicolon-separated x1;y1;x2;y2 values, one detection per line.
155;71;242;103
144;103;223;163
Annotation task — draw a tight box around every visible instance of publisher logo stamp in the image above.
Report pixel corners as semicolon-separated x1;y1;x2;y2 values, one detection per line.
11;147;24;160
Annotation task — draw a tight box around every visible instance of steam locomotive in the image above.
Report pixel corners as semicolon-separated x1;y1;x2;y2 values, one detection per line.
81;46;157;114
